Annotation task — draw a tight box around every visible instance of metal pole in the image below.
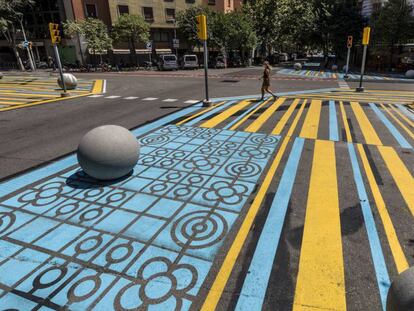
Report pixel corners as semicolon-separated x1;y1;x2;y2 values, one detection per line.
19;18;35;71
357;44;368;92
174;20;177;57
203;40;210;106
53;44;67;95
344;47;351;78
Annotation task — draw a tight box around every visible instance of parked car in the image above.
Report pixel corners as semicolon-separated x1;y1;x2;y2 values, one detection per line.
181;54;198;69
157;54;178;71
209;56;226;69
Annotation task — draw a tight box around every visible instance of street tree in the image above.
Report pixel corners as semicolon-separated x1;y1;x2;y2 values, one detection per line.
64;18;112;64
176;6;212;49
111;14;150;65
372;0;414;67
0;0;33;70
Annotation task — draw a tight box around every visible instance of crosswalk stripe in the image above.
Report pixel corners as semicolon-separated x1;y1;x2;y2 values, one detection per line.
271;98;301;135
293;140;346;311
124;96;138;100
235;138;305;310
299;99;322;139
184;100;200;104
378;145;414;216
245;97;285;132
339;101;352;142
229;98;271;131
357;144;409;274
224;99;265;130
185;101;235;126
200;100;307;311
389;104;414;129
350;101;382;145
105;95;120;99
88;94;104;98
380;104;414;141
142;97;158;101
201;99;251;128
329;100;339;141
162;98;178;102
176;101;226;125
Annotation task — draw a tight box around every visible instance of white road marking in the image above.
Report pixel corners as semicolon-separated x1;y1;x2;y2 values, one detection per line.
142;97;158;101
102;79;107;93
162;98;178;102
124;96;139;100
184;100;200;104
105;95;121;99
88;94;104;98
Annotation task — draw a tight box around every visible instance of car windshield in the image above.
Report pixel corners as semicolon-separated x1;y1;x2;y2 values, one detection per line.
163;56;176;62
185;56;197;61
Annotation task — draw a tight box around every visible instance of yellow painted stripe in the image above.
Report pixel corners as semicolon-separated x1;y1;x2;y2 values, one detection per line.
229;98;272;131
389;104;414;129
350;101;382;145
0;92;59;98
201;100;252;128
271;98;300;135
293;140;346;311
378;145;414;216
357;144;408;273
305;70;311;76
339;101;352;142
245;97;286;132
0;97;30;102
91;79;104;94
200;100;307;311
380;104;414;140
176;101;225;125
299;99;322;139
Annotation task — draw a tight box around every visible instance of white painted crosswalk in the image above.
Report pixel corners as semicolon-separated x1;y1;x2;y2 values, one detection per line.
162;98;178;102
124;96;139;100
88;94;201;104
105;95;121;99
142;97;158;101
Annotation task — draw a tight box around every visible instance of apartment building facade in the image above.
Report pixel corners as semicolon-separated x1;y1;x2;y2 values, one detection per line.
361;0;414;16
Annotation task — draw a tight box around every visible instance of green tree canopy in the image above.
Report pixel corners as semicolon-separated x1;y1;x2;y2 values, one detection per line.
64;18;113;56
176;6;212;48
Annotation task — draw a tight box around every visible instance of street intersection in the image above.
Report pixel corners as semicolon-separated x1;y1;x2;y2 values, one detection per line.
0;69;414;310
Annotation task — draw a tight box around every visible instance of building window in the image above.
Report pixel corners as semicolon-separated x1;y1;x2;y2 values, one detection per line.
165;8;175;22
208;0;216;5
142;7;154;22
185;0;195;3
85;4;97;18
228;0;231;7
164;0;174;2
118;5;129;16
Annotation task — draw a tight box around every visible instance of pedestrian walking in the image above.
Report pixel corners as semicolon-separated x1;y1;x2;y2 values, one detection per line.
260;61;277;101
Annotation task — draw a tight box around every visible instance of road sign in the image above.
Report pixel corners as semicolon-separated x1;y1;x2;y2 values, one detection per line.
347;35;353;48
196;15;208;41
22;41;29;48
48;23;61;44
146;41;152;50
172;38;179;48
362;27;371;45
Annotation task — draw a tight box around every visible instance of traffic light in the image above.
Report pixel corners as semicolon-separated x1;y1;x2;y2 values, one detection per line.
49;23;61;44
196;15;207;41
347;35;353;48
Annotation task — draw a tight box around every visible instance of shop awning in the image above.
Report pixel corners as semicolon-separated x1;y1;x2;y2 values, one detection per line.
155;49;172;54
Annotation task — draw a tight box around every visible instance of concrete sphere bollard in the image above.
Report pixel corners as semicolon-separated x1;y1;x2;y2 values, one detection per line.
405;70;414;79
57;73;78;90
332;64;338;71
387;266;414;311
0;72;3;79
294;63;302;71
77;125;139;180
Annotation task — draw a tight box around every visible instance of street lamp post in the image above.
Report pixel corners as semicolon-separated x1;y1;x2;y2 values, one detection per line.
169;18;178;56
18;15;35;71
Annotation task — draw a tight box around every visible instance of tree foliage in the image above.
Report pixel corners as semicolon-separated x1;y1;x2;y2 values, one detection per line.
63;18;113;55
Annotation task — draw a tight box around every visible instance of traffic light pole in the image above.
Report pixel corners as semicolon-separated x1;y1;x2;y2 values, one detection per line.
53;44;67;96
203;40;210;106
356;44;368;92
344;47;351;79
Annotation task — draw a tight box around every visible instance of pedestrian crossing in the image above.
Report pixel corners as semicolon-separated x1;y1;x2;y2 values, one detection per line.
88;94;201;104
0;76;104;111
278;68;411;81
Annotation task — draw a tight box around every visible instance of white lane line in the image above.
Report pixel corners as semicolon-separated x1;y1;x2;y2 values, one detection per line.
162;98;178;102
88;94;104;98
142;97;158;101
102;79;107;93
184;100;200;104
124;96;138;100
105;95;121;99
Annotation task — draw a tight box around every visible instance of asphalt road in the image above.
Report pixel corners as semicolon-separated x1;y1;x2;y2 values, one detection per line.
0;68;338;180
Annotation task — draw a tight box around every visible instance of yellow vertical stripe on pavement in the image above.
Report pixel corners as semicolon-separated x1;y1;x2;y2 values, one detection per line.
201;99;251;128
271;98;301;135
200;100;307;311
293;140;346;311
389;104;414;129
245;97;286;133
350;101;382;145
381;104;414;140
176;101;225;125
357;144;408;273
91;79;103;94
299;99;322;139
378;145;414;217
229;98;272;131
339;101;352;142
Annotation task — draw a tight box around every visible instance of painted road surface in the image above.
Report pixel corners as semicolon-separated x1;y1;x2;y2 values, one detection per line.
0;75;104;111
1;90;414;310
